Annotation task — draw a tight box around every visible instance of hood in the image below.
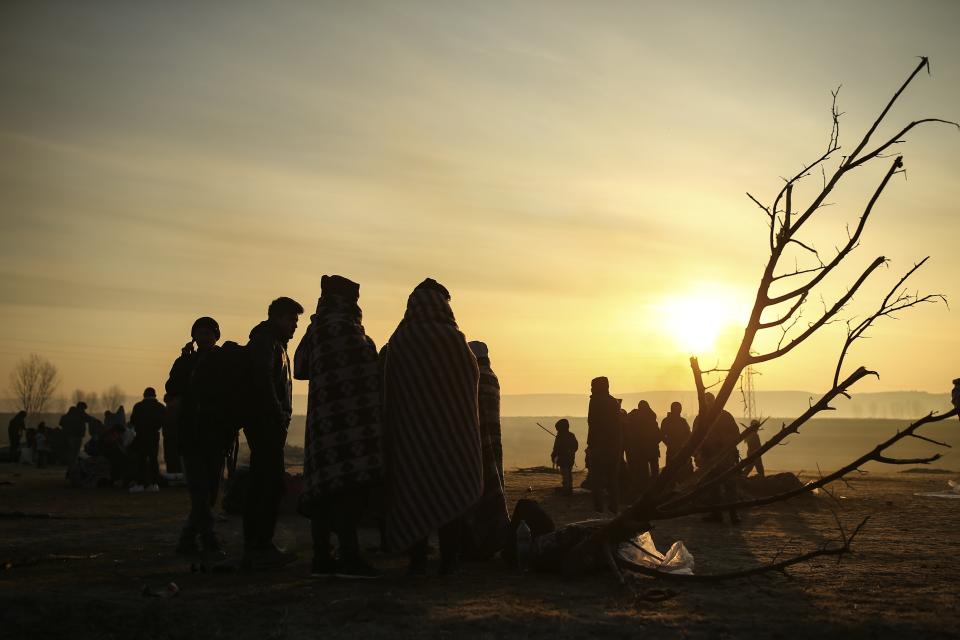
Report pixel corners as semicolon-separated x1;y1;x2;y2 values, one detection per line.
250;319;279;342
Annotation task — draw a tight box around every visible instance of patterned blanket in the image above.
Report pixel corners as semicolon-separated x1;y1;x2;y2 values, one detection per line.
293;283;382;513
382;282;482;552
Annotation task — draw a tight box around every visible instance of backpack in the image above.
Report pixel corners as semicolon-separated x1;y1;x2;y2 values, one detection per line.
189;341;254;434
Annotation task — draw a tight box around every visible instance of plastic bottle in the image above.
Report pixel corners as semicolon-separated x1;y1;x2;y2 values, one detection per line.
516;520;532;572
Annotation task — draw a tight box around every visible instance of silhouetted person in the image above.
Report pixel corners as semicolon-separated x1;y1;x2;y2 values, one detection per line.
742;419;765;478
382;279;482;576
661;401;693;483
587;376;623;514
952;378;959;420
693;392;741;524
129;388;165;493
35;422;51;468
462;341;509;560
60;402;94;466
293;276;382;579
242;296;303;570
165;317;230;554
551;419;578;495
624;400;661;497
8;411;26;462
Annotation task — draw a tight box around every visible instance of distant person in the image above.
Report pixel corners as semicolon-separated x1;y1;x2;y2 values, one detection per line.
952;378;960;419
166;316;232;555
128;388;166;493
551;419;579;495
242;297;303;571
660;401;693;483
693;392;741;524
21;426;37;465
60;402;94;466
624;400;661;497
382;279;482;576
462;340;509;560
8;411;26;463
586;376;623;514
293;276;383;579
741;419;765;478
35;422;50;468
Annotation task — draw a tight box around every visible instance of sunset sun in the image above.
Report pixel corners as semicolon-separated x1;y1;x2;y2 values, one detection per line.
658;286;746;356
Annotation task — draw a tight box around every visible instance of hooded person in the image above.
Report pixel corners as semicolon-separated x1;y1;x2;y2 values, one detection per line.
586;376;623;514
624;400;661;497
293;275;383;579
128;387;166;492
551;419;579;495
660;401;693;483
8;411;26;463
460;340;509;561
382;278;483;575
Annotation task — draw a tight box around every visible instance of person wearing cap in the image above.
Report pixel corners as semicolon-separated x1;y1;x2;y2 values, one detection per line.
165;316;229;555
129;387;167;493
551;419;579;495
586;376;623;513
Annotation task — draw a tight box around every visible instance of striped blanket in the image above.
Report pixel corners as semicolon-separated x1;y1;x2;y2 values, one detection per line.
462;341;509;559
293;286;382;513
383;282;482;552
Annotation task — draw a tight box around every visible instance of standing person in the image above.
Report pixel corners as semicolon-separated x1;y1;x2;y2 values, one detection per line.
7;411;26;463
586;376;623;514
128;388;166;493
35;422;50;468
660;402;693;483
741;419;765;478
462;341;509;561
623;400;661;498
693;392;741;524
293;276;383;579
242;296;303;570
60;402;93;466
382;278;483;576
167;317;232;555
551;419;578;496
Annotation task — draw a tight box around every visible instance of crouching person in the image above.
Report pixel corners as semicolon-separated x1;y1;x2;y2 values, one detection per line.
294;276;383;579
242;297;303;570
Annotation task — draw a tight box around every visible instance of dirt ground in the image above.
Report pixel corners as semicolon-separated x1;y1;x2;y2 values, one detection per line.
1;465;958;640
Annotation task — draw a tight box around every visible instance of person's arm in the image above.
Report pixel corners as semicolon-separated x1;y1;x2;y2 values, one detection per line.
247;330;286;427
292;324;313;382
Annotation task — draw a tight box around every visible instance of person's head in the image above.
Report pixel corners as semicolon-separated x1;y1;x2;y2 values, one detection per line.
268;297;304;341
750;419;760;428
191;316;220;350
670;401;682;415
320;275;360;301
591;376;609;395
638;399;650;411
555;418;570;433
703;392;716;408
143;387;157;400
414;278;451;301
15;410;26;419
38;422;46;432
468;341;489;363
77;401;88;412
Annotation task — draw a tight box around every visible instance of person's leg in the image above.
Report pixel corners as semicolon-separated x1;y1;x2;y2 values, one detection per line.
242;428;264;549
243;425;286;551
438;518;464;575
591;467;606;512
561;465;573;494
148;434;161;486
310;511;335;575
755;456;765;478
179;448;211;552
408;537;429;575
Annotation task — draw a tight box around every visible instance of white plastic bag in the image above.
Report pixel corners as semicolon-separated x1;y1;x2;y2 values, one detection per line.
617;531;695;575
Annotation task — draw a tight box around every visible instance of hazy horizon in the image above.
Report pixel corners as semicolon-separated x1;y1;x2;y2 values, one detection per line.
2;1;958;399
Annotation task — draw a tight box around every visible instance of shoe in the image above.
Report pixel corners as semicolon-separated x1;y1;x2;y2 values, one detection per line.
176;534;201;555
310;556;339;578
146;484;160;493
242;544;297;571
129;484;145;494
336;557;383;580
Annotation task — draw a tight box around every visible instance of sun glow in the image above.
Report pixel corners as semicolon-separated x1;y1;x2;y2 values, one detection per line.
658;285;746;356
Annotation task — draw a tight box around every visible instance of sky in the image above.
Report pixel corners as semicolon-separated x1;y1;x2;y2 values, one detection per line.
1;0;958;406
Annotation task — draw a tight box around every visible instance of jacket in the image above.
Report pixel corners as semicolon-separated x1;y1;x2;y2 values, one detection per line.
247;320;293;429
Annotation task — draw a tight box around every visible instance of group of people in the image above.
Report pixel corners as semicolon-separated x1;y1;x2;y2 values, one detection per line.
549;379;765;524
164;277;508;578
